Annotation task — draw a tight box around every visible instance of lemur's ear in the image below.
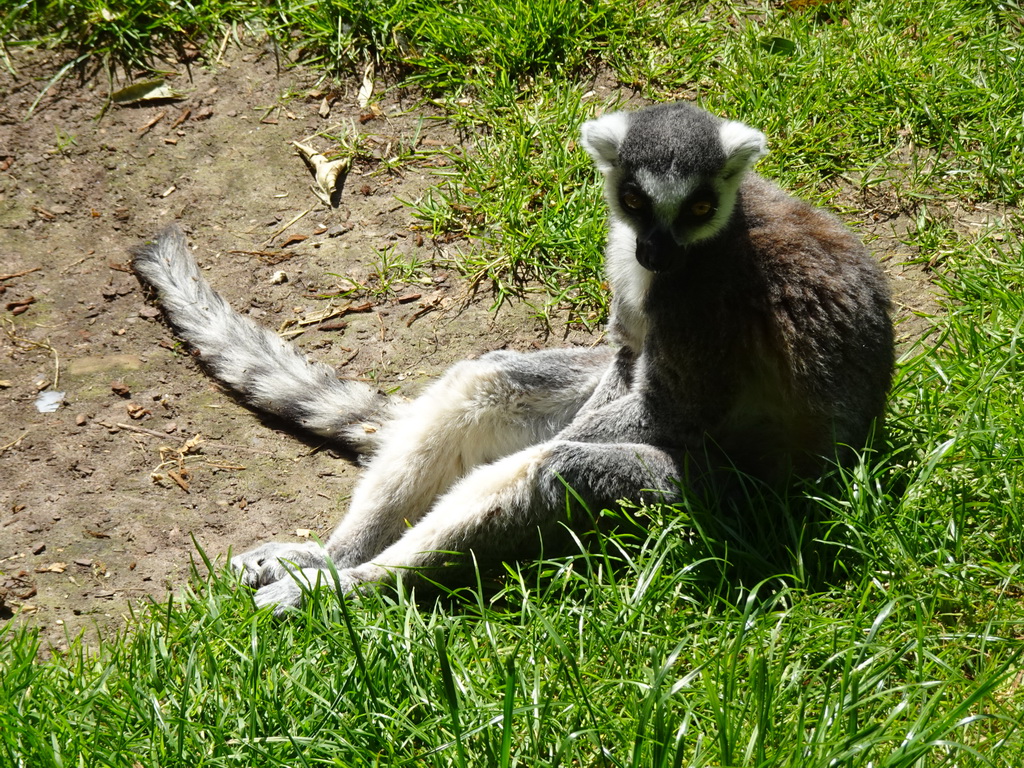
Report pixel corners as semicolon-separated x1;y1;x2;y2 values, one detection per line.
719;120;768;177
581;111;631;174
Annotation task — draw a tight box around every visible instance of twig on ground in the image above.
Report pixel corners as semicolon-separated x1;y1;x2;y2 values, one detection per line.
0;430;30;454
262;208;313;246
4;321;60;388
0;267;42;281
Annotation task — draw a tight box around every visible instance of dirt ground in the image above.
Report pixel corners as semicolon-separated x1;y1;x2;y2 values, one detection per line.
0;42;938;652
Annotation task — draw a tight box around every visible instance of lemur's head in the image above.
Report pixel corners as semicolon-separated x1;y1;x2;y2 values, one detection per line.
581;102;767;273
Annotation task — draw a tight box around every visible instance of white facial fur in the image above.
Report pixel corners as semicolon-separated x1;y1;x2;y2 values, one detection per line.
580;111;649;345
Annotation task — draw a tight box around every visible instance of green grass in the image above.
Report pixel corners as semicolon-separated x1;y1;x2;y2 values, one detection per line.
1;0;253;110
408;82;611;317
277;0;640;88
4;0;1024;765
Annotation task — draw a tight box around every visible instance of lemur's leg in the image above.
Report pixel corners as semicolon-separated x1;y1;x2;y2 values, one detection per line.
251;437;683;614
231;346;615;587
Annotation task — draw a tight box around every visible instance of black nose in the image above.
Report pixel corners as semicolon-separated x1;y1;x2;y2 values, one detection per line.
635;228;679;272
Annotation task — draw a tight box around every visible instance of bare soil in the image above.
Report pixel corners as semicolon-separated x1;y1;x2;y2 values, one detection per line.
0;43;938;652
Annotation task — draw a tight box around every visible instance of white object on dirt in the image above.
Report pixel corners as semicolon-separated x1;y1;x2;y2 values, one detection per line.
35;390;65;413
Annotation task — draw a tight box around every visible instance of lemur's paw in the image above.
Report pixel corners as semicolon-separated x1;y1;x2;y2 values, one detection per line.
252;566;367;617
230;541;329;588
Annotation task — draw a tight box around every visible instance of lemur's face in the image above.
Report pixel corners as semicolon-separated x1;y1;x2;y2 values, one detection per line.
612;168;728;272
581;103;767;273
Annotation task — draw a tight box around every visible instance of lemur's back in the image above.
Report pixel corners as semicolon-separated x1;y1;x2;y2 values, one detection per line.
743;174;893;428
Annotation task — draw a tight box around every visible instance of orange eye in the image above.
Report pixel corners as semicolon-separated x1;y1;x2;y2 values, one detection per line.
690;200;714;217
622;192;646;210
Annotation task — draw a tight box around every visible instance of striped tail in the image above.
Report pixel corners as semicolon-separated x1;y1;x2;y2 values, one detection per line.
132;226;391;455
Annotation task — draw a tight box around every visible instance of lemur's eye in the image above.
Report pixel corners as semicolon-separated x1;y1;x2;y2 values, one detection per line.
690;200;714;217
622;191;646;211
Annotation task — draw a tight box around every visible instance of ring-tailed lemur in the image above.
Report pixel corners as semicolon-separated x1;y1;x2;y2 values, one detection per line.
133;102;894;615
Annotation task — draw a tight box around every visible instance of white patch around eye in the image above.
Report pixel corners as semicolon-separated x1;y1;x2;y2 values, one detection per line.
682;171;746;244
683;210;731;244
632;169;748;247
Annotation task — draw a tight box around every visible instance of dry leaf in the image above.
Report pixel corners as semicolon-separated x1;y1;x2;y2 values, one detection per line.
358;61;375;108
293;141;350;207
110;79;183;105
126;401;150;419
181;433;203;454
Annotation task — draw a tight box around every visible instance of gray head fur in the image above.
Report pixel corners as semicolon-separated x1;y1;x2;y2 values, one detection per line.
618;103;728;176
581;102;767;179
